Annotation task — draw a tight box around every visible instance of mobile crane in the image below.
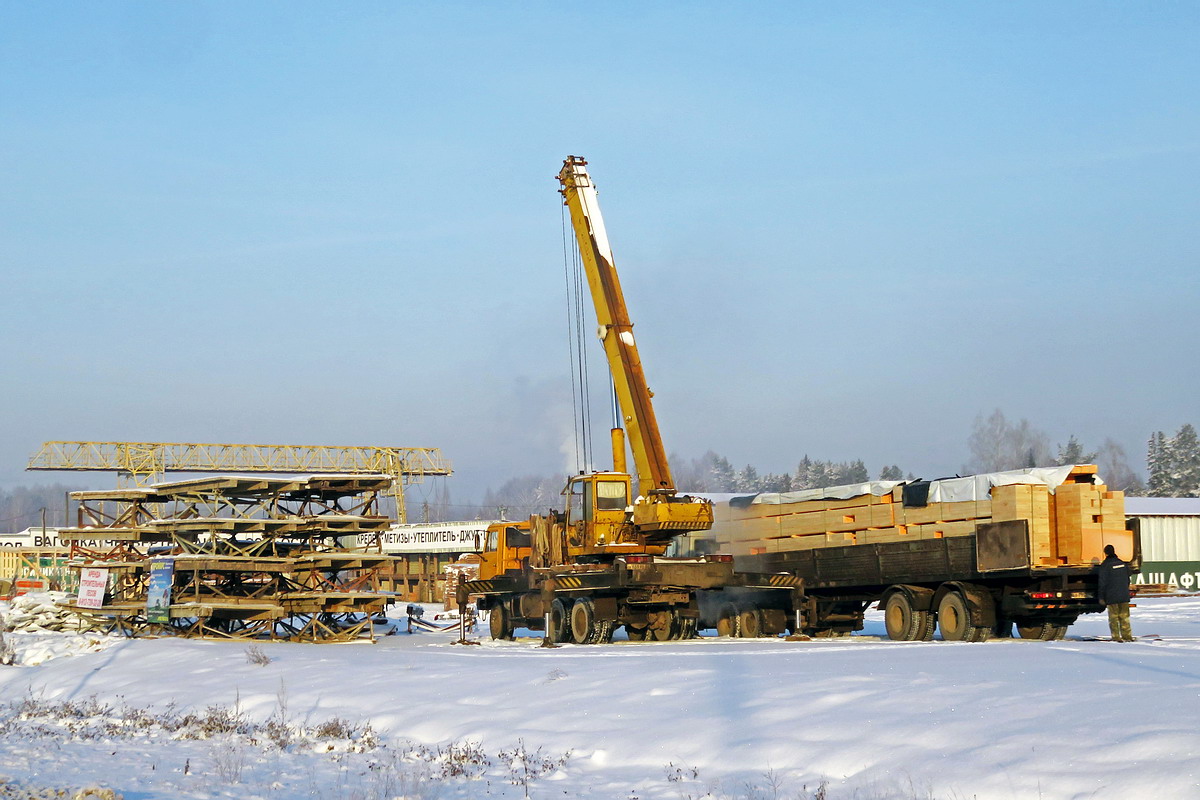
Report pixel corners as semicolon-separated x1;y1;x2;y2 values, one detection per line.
463;157;800;643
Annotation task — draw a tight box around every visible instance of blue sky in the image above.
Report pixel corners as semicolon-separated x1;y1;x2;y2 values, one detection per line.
2;3;1197;505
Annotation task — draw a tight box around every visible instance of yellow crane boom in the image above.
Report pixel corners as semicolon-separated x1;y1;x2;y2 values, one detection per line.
558;155;675;495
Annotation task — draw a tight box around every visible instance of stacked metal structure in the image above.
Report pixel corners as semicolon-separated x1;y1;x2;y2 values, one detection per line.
60;474;403;642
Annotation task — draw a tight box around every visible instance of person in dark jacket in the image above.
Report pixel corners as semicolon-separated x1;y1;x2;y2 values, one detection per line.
1097;544;1134;642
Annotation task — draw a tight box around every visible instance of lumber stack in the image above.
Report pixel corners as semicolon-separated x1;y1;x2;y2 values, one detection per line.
711;465;1133;567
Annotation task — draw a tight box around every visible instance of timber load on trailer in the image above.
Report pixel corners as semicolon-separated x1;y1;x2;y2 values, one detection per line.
461;156;801;643
688;464;1139;641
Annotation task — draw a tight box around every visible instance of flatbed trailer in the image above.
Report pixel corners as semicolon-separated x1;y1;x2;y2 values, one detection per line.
695;465;1141;641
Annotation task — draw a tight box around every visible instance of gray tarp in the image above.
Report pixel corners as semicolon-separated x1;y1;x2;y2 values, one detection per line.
730;465;1095;509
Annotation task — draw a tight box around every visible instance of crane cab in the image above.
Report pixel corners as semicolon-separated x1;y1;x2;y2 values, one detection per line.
564;472;632;550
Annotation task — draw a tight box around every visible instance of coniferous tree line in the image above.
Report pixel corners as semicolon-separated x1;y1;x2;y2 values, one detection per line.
1147;424;1200;497
3;417;1195;528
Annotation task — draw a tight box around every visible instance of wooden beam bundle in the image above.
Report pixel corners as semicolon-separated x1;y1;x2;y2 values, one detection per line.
711;465;1134;566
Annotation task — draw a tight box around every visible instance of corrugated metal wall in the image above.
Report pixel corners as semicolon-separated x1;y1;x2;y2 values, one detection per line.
1140;516;1200;562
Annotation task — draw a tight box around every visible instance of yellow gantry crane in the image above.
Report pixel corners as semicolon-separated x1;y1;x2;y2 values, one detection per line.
26;441;451;523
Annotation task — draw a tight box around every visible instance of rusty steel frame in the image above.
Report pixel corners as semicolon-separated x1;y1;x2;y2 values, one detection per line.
61;475;405;643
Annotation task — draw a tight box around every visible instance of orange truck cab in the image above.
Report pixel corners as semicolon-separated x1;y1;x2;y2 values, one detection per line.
478;521;532;580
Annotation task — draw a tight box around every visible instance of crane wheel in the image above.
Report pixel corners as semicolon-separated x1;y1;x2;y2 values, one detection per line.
550;598;573;643
570;598;599;644
647;609;678;641
675;617;697;640
625;624;648;641
489;602;514;640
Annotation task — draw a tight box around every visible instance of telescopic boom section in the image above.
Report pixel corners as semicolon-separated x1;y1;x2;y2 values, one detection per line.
558;156;675;494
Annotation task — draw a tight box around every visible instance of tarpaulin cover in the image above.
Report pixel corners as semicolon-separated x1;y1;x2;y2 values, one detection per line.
729;465;1094;509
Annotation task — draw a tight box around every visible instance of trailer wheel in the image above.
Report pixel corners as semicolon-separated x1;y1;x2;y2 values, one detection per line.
489;602;514;640
937;592;970;641
737;606;763;638
570;598;598;644
550;598;573;643
937;592;989;642
884;593;924;641
676;617;697;640
716;603;740;637
625;624;648;641
1016;621;1069;641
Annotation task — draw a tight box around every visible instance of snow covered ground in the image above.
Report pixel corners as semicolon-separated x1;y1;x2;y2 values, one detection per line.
2;597;1199;800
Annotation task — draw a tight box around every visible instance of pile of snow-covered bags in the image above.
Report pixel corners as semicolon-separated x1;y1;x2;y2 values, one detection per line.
2;591;78;633
1;592;116;667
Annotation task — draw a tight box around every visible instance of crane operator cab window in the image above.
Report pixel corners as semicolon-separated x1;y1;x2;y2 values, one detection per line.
567;481;585;525
566;476;629;525
596;480;628;511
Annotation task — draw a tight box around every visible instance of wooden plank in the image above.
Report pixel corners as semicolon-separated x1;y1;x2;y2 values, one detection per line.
776;510;833;537
1054;483;1103;564
896;502;943;526
1028;485;1053;565
857;526;914;544
766;532;835;553
825;504;896;533
716;516;783;544
909;520;977;540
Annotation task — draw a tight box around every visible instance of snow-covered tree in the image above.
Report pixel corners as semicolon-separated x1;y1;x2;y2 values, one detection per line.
793;456;817;490
1055;435;1098;467
844;459;869;483
879;465;904;481
735;464;760;493
1147;432;1171;496
1173;424;1200;498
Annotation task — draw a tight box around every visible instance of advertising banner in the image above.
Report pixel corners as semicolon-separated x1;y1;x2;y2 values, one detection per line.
352;522;493;554
146;558;175;623
76;567;109;610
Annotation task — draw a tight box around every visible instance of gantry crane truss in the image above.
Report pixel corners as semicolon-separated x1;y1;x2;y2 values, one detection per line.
26;441;452;523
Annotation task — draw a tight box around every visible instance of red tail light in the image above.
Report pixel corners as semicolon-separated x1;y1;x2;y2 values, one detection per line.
624;555;652;564
1029;592;1054;599
706;554;733;563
